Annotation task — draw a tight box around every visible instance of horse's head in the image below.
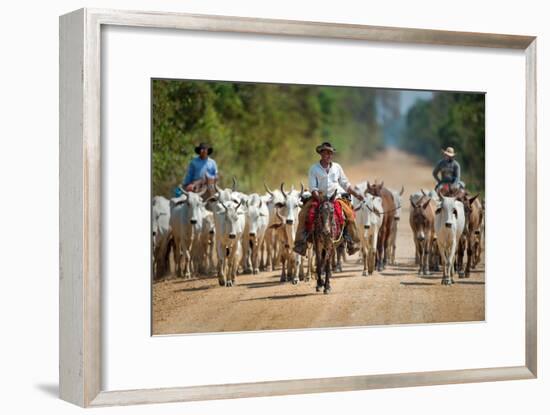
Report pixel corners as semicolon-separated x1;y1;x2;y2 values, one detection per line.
317;190;338;236
410;195;432;242
366;180;384;197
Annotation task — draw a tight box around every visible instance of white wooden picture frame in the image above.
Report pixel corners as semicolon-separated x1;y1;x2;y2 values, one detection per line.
59;8;537;407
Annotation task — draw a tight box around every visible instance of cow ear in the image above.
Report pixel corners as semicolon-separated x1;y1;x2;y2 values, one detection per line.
469;194;479;205
399;185;404;196
379;181;384;189
409;196;416;209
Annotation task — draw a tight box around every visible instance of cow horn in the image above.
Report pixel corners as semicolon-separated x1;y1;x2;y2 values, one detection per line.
264;182;274;197
215;183;223;194
231;177;237;192
280;182;287;199
410;196;417;209
399;185;404;196
300;182;304;198
380;181;384;189
330;189;338;201
421;189;426;196
367;181;371;190
235;200;242;210
181;189;188;197
196;187;208;197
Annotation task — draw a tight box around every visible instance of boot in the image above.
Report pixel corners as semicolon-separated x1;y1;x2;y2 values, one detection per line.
293;231;310;256
343;228;360;256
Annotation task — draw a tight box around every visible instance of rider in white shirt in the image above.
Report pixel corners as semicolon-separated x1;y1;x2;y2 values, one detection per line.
293;142;364;256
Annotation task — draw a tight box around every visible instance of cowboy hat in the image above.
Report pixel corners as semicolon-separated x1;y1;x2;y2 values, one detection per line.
315;141;336;154
442;146;456;158
194;142;213;155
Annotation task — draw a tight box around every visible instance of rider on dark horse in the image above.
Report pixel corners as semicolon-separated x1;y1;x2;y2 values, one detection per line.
432;146;465;195
293;142;365;257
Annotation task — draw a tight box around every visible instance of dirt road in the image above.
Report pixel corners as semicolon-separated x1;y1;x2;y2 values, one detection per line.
153;148;484;335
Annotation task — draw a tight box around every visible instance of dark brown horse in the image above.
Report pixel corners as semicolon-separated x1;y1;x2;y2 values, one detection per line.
313;190;343;294
456;194;483;277
366;181;396;271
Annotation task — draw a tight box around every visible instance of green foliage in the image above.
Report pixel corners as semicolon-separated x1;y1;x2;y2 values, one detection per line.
152;79;383;196
399;92;485;195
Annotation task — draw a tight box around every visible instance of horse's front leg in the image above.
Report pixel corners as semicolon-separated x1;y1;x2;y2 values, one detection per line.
324;251;332;294
316;249;324;292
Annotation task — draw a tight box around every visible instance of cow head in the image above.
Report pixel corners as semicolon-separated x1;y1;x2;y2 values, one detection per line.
356;194;382;236
181;191;205;225
276;182;301;225
246;194;268;239
435;196;459;229
220;200;244;240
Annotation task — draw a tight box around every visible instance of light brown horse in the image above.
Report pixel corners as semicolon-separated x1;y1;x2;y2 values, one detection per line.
409;194;436;275
366;181;396;271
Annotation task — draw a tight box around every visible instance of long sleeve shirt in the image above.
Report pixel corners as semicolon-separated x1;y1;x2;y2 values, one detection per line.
432;158;461;185
182;156;218;186
308;161;351;197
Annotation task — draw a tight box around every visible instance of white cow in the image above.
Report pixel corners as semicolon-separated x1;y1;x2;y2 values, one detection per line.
169;190;206;278
213;199;246;287
152;196;172;280
386;186;404;265
353;193;383;276
271;183;302;284
434;196;465;285
242;193;269;274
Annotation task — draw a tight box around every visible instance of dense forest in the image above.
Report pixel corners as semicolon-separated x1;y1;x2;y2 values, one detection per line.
152;80;485;197
152;79;389;196
399;92;485;194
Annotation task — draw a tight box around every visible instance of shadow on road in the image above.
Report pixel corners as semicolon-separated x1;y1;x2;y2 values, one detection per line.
173;285;211;293
400;281;435;286
456;280;485;285
240;293;319;302
243;281;284;289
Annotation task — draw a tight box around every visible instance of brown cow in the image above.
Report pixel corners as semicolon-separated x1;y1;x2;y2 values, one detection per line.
366;181;396;271
456;194;483;277
409;194;436;275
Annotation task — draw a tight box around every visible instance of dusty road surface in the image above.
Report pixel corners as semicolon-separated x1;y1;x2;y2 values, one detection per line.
153;148;485;335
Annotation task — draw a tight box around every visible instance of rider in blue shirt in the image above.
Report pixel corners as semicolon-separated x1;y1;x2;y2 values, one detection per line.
182;142;218;192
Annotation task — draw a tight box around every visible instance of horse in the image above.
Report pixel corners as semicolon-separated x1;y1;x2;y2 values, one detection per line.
456;193;483;277
366;180;396;271
313;190;344;294
409;193;436;276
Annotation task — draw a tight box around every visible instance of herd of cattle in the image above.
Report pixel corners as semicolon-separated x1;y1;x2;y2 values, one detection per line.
152;180;484;290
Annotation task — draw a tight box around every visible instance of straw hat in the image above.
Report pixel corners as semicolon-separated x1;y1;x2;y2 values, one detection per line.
316;141;336;154
442;146;456;158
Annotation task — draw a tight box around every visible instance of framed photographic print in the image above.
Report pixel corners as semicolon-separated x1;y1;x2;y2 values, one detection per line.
59;8;537;407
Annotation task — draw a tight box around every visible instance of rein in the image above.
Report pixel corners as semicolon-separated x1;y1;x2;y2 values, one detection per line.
354;199;402;215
